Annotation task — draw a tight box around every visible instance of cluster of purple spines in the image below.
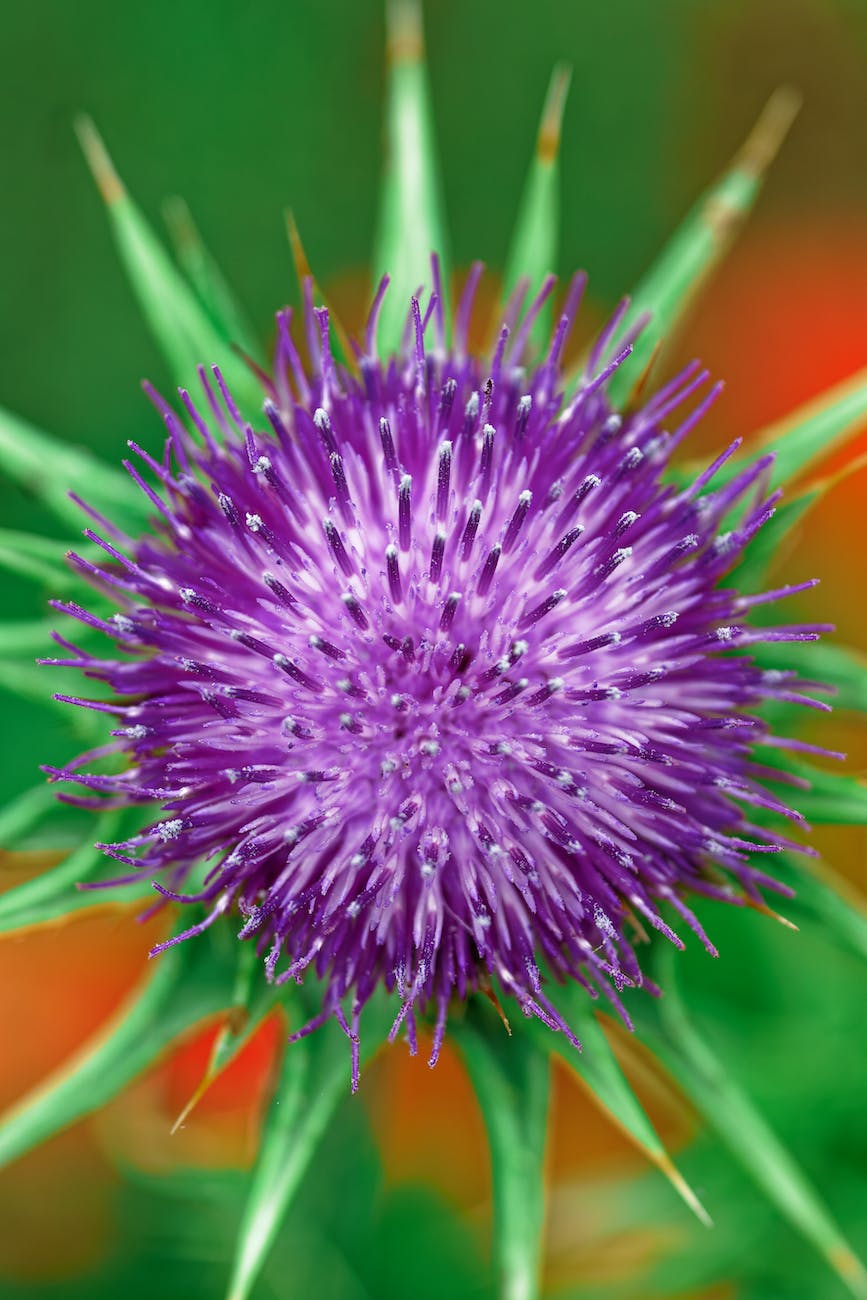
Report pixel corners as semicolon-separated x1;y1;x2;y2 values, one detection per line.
47;267;824;1083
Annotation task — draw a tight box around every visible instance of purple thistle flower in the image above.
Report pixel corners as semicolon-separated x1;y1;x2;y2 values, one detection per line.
46;270;827;1087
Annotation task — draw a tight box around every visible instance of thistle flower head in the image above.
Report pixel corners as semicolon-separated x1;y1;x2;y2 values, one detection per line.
46;272;821;1082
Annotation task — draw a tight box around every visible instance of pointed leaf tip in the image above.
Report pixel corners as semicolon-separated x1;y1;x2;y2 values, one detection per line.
517;989;710;1228
0;925;237;1172
284;211;353;368
537;63;572;165
75;119;261;410
607;87;799;406
374;0;449;352
74;115;124;205
734;85;802;180
501;64;572;350
386;0;424;62
637;953;867;1300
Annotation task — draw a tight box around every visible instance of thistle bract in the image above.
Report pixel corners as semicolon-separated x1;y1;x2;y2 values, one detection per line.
46;272;823;1083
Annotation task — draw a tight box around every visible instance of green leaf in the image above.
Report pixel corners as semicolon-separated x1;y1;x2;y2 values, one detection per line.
634;953;867;1300
285;210;353;370
0;528;77;592
750;368;867;492
373;0;449;353
226;991;388;1300
779;856;867;965
750;639;867;715
732;488;818;592
606;88;800;407
454;999;550;1300
163;196;263;364
171;941;282;1135
0;619;60;656
0;782;58;849
514;979;710;1226
0;918;238;1171
501;65;571;351
0;409;146;533
760;752;867;826
0;662;95;742
75;118;262;414
679;376;867;508
0;808;150;935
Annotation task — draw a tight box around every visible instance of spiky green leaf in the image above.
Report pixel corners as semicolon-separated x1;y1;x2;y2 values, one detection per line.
515;981;710;1225
226;992;388;1300
76;118;262;413
761;752;867;826
780;856;867;965
0;809;149;935
634;954;867;1300
0;409;146;534
0;783;59;850
454;999;550;1300
501;65;570;351
606;88;800;407
163;196;263;363
373;0;449;352
751;369;867;492
171;941;282;1135
0;920;238;1171
752;639;867;715
732;489;818;592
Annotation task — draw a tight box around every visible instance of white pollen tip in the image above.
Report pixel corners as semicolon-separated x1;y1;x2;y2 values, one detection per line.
313;407;329;428
253;456;271;474
156;818;183;841
246;513;263;531
179;587;196;602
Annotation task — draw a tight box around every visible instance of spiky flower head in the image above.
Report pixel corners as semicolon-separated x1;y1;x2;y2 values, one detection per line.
46;268;824;1085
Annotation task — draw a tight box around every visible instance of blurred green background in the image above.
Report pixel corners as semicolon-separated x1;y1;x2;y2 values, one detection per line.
2;1;867;1297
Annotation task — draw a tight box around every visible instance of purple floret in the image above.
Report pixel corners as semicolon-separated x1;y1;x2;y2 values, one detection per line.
46;270;828;1084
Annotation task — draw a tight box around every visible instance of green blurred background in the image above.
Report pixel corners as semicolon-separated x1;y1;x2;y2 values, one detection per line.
2;1;867;1297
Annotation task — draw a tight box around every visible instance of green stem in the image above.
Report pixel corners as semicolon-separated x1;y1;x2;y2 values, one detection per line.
455;1001;550;1300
